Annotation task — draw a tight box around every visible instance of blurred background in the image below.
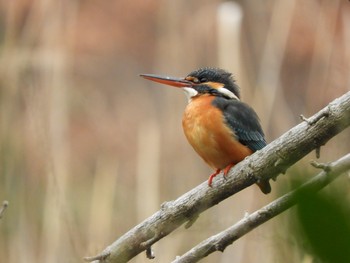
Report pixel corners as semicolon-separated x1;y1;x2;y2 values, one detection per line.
0;0;349;262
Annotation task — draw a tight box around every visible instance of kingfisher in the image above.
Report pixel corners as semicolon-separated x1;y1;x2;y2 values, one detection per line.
140;68;271;194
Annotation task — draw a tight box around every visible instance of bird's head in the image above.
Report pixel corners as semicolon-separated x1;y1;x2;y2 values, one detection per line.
140;68;240;101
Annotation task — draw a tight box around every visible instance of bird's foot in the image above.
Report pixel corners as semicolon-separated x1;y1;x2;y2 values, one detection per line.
222;164;234;177
208;165;234;186
208;169;221;187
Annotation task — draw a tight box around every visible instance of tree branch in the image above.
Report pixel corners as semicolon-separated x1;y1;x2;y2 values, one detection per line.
172;153;350;262
85;91;350;263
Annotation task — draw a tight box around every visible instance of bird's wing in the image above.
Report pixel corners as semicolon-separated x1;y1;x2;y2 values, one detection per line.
214;99;266;152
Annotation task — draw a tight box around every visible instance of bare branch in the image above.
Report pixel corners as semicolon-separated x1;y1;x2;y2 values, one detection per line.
172;153;350;262
85;91;350;263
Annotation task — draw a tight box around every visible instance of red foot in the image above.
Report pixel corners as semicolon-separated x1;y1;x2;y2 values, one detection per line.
208;169;220;187
223;164;234;177
208;164;235;187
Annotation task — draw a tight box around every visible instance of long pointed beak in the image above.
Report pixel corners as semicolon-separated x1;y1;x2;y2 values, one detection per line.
140;73;192;88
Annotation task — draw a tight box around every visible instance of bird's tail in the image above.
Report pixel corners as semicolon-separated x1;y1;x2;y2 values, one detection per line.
257;179;271;194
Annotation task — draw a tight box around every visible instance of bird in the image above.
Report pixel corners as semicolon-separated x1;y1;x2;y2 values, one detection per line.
140;68;271;194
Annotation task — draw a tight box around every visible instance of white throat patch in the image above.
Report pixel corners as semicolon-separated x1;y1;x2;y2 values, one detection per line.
182;87;198;102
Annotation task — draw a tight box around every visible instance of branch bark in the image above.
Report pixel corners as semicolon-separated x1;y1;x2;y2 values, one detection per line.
172;153;350;262
85;91;350;263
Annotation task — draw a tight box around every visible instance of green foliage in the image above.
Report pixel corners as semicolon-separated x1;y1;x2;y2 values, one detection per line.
295;190;350;263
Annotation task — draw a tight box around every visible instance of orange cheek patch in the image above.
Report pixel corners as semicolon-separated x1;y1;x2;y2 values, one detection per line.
206;82;224;90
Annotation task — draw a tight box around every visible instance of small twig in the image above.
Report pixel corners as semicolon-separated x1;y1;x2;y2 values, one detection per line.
84;250;111;262
315;147;321;158
310;160;331;172
0;201;9;219
146;247;155;259
300;109;330;126
299;114;310;123
140;232;161;249
300;113;326;159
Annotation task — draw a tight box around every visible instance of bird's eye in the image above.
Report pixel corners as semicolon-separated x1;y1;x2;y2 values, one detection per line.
200;78;207;83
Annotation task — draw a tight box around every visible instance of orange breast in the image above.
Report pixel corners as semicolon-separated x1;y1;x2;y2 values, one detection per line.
182;95;252;170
